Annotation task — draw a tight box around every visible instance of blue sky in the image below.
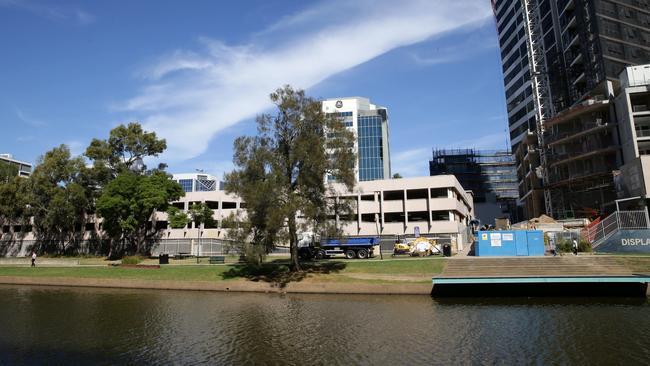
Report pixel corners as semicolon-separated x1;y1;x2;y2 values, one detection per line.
1;0;508;178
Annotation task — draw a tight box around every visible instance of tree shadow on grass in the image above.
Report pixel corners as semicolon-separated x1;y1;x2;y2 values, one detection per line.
221;260;347;288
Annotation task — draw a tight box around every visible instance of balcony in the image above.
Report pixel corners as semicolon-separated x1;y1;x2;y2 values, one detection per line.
546;122;614;146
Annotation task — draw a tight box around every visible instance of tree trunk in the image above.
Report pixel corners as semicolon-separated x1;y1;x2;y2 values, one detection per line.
288;215;301;272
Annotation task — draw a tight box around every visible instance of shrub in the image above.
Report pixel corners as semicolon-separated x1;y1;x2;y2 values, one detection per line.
121;255;144;265
556;240;573;253
578;240;592;252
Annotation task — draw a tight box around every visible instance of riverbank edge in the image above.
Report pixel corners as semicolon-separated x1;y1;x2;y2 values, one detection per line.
0;276;433;295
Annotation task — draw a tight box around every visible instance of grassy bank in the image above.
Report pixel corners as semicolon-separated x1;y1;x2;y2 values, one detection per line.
0;257;445;285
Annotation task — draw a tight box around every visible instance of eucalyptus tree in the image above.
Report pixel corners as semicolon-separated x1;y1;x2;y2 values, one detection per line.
225;85;356;271
28;145;91;254
87;122;182;257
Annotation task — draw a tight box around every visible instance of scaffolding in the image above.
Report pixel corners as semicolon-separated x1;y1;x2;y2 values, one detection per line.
522;0;555;217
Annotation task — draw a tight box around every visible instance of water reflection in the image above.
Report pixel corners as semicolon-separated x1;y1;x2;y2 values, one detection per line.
0;285;648;365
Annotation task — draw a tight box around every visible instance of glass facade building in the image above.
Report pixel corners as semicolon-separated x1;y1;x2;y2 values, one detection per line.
174;174;218;193
358;115;386;181
322;97;391;182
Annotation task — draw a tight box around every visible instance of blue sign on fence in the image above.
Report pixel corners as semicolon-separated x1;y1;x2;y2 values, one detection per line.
595;229;650;253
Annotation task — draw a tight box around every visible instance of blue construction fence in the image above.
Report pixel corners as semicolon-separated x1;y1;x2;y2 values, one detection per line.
475;230;544;257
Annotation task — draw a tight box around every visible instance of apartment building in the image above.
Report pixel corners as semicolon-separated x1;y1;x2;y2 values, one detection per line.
493;0;650;219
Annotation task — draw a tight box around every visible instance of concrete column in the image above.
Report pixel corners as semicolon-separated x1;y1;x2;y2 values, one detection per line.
427;187;432;233
357;194;361;234
403;189;408;233
379;191;384;232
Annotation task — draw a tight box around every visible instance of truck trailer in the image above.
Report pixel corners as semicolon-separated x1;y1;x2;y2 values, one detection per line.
298;235;380;260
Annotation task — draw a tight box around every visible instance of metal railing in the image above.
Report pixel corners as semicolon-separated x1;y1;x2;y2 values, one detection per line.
151;238;235;257
0;238;237;257
583;210;650;247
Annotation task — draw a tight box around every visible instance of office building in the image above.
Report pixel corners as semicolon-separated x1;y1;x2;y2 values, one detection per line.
322;97;391;181
492;0;650;219
429;149;519;225
172;173;218;193
616;65;650;201
0;154;32;178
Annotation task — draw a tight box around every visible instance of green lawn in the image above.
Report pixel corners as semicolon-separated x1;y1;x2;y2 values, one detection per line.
0;257;445;283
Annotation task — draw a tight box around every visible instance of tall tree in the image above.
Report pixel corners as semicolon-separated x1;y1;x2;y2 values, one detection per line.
87;122;180;257
225;85;356;271
96;170;183;257
85;122;167;176
28;145;90;254
0;175;31;244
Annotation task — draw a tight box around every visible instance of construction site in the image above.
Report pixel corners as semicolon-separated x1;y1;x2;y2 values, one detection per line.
429;149;519;225
495;0;650;223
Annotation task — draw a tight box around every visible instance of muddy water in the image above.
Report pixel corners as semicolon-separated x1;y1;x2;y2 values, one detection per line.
0;285;648;365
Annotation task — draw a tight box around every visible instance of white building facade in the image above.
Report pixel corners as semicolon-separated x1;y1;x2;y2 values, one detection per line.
0;154;32;177
322;97;391;182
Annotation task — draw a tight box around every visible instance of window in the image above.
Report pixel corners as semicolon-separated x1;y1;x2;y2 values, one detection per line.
222;201;237;209
384;212;404;223
178;179;193;192
406;189;427;200
361;213;376;222
430;188;448;198
383;190;403;201
358;115;386;181
206;201;219;209
431;211;450;221
407;211;428;222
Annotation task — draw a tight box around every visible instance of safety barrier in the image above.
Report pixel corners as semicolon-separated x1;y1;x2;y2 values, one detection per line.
583;210;650;247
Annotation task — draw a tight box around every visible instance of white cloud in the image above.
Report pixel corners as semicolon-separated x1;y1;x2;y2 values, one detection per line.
121;0;493;162
15;108;46;127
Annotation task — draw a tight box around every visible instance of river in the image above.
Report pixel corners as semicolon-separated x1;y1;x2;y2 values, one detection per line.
0;285;648;365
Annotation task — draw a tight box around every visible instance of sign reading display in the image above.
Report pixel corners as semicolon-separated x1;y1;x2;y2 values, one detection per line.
594;229;650;253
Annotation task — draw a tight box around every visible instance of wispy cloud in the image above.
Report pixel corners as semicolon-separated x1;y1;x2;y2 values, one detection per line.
15;108;46;127
410;28;497;66
121;0;492;162
390;147;431;177
0;0;94;25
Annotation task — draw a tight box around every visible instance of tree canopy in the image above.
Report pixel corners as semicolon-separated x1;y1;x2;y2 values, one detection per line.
96;170;183;256
0;122;182;258
225;85;356;271
85;122;167;176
